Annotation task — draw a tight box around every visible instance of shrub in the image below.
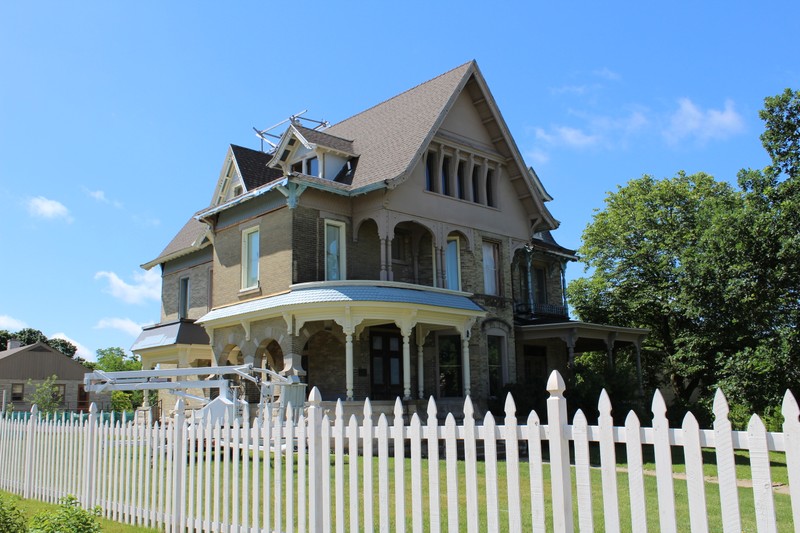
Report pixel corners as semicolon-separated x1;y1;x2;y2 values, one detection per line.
29;495;101;533
0;495;25;533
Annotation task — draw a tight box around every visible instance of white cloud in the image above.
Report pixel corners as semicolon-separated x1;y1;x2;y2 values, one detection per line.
95;317;146;337
49;332;93;360
593;67;621;81
27;196;73;222
526;148;550;165
85;188;123;208
0;315;27;330
536;126;600;148
95;269;161;304
663;98;744;144
132;214;161;228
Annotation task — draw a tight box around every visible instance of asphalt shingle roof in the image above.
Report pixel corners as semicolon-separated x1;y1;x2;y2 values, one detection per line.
143;217;208;268
324;61;473;190
293;125;356;156
231;144;284;191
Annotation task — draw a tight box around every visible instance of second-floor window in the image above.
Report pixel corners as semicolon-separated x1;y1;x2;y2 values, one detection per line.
179;277;190;319
325;220;346;281
482;241;500;295
242;227;259;290
445;237;461;291
534;267;547;304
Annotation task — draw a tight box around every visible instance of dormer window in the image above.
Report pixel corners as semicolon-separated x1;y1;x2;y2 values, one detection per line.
307;156;319;177
291;156;319;176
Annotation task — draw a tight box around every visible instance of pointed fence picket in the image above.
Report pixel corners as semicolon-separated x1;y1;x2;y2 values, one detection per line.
0;373;798;533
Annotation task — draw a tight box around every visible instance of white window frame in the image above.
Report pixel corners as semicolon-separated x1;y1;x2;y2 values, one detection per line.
324;219;346;281
178;276;190;319
482;241;501;295
241;226;260;290
445;236;461;291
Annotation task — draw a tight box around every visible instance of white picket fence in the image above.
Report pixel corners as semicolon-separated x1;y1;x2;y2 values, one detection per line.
0;370;798;532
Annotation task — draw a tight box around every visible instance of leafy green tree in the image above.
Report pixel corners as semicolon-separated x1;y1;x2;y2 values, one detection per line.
45;337;77;358
760;88;800;179
568;172;740;407
569;88;800;423
26;375;63;414
0;328;78;358
12;328;48;346
94;347;152;409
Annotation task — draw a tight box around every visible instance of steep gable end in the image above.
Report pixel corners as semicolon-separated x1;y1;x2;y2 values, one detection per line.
324;61;473;191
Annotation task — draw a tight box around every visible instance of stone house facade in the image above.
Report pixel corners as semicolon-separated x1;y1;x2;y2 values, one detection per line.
133;61;647;415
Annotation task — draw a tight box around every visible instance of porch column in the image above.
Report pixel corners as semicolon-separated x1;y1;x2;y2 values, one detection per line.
606;332;617;371
462;336;471;397
566;328;577;369
416;325;429;400
635;337;644;398
402;327;412;400
386;235;394;281
526;250;534;311
380;238;387;281
141;359;154;408
345;330;354;401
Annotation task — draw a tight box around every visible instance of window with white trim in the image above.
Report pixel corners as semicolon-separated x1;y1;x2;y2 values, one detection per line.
242;227;259;289
445;236;461;291
482;241;501;295
324;220;346;281
179;277;190;319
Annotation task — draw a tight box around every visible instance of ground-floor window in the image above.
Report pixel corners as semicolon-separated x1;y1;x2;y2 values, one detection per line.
11;383;23;402
437;334;462;397
487;335;505;398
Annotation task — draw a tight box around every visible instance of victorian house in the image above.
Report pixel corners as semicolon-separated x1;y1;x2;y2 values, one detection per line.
133;61;646;415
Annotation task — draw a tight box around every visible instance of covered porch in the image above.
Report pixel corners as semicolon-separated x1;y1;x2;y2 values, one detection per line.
197;281;486;402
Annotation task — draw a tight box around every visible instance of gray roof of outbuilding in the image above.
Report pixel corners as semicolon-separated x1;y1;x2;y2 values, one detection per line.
198;285;483;324
0;342;92;380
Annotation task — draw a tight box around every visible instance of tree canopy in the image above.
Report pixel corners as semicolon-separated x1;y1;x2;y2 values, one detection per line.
0;328;77;358
568;88;800;425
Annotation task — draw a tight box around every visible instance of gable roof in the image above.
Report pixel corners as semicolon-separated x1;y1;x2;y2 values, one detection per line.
324;61;473;191
0;341;91;380
293;125;355;156
141;217;209;270
230;144;284;191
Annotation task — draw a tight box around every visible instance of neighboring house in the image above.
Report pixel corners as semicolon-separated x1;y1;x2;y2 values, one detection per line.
133;60;647;415
0;340;110;412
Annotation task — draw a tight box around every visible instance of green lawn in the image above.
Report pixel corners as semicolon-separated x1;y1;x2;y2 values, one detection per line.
0;490;159;533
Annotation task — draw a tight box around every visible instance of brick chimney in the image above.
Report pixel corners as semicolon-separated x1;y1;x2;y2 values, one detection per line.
6;338;23;350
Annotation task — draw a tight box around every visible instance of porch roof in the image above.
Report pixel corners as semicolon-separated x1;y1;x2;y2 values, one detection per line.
131;319;210;352
197;281;485;332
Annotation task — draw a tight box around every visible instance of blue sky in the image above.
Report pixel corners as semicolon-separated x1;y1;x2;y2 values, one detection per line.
1;2;797;360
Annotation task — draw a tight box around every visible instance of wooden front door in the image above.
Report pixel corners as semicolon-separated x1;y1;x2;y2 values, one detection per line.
370;330;403;400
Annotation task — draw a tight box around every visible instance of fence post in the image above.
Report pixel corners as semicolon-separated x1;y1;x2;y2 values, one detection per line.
307;387;323;533
82;402;98;509
171;399;186;532
547;371;573;533
23;404;38;499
